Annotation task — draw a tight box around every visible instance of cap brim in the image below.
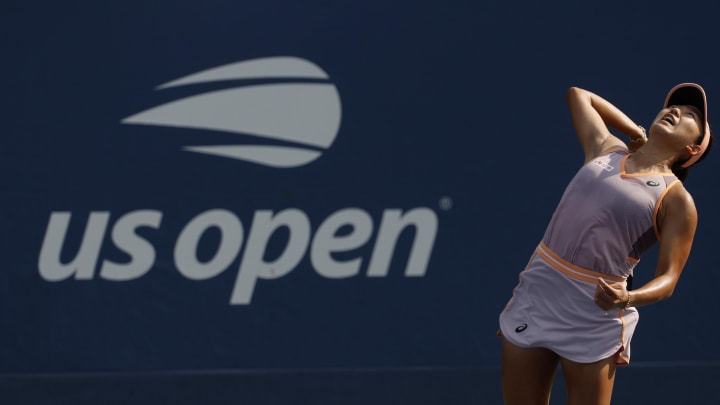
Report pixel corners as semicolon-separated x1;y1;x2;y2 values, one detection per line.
664;83;708;124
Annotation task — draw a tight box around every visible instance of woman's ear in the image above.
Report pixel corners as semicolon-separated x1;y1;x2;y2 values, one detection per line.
685;144;702;157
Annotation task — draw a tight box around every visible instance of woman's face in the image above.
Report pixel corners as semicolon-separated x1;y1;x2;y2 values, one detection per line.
651;105;703;145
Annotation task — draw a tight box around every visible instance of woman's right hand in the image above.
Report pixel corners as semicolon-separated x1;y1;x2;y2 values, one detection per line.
627;125;647;152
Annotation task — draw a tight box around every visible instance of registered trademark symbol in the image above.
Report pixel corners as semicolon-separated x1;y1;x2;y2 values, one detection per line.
439;196;453;211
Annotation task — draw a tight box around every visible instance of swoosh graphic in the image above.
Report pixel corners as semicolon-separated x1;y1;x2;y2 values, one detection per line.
122;83;340;148
183;145;321;168
156;57;330;89
121;57;342;168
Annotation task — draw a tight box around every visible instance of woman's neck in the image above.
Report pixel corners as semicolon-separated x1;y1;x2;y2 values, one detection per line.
626;146;673;174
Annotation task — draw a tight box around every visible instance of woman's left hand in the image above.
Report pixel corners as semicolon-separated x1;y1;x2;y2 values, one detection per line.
594;277;629;311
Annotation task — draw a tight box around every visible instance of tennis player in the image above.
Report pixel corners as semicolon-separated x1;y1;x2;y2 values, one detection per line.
498;83;713;405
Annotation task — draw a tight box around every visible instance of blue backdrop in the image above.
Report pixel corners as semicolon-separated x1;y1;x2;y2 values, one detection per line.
1;0;719;403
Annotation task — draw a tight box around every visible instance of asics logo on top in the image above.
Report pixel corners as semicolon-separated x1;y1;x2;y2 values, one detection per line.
121;57;342;168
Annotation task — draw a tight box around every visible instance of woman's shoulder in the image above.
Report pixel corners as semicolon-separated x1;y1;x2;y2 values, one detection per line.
657;181;698;236
602;146;629;157
662;181;696;215
585;146;628;163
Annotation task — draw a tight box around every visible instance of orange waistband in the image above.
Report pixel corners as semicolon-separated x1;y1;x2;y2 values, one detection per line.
536;242;626;284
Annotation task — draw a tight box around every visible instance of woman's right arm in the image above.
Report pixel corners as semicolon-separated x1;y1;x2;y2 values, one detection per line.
565;87;646;163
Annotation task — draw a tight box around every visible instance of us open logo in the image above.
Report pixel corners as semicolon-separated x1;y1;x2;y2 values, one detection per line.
121;56;341;168
39;57;439;305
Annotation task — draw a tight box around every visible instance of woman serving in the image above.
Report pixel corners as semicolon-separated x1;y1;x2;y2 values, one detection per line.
499;83;713;405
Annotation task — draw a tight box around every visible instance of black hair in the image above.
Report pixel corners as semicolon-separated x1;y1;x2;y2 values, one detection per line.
671;128;713;182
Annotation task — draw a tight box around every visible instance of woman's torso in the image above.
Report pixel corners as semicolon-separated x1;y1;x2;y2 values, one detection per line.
542;150;679;278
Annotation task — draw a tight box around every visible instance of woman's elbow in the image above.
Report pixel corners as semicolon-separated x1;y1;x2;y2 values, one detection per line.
566;86;587;104
657;282;679;302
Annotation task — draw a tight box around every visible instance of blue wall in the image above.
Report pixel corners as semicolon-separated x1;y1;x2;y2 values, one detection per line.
2;0;719;403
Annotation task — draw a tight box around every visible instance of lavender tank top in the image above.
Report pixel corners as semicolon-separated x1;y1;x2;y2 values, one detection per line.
542;150;680;278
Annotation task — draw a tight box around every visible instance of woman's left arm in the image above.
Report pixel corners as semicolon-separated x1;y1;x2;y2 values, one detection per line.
630;185;697;306
596;184;697;309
